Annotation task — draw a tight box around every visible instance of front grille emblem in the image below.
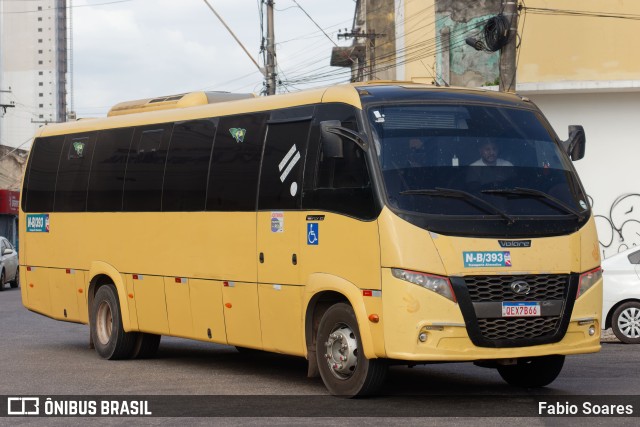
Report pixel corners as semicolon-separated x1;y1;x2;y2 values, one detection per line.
510;280;531;295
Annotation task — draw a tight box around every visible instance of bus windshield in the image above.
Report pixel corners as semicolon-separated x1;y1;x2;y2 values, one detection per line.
367;104;589;231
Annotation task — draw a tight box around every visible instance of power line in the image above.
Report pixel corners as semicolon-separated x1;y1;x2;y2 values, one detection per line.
523;7;640;21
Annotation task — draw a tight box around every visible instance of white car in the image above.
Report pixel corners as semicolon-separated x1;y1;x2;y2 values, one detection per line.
0;236;19;291
602;247;640;344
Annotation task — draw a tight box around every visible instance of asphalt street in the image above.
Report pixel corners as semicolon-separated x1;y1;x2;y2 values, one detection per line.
1;286;638;426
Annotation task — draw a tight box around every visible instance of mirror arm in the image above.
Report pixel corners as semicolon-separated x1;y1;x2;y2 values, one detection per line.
326;127;367;151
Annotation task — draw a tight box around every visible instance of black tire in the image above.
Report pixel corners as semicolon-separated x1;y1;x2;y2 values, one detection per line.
316;303;387;397
9;266;19;288
611;301;640;344
90;284;137;360
497;355;565;388
235;346;262;356
130;333;161;359
0;270;5;291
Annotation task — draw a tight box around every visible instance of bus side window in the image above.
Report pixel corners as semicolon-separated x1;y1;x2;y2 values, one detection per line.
162;119;216;211
206;113;268;211
258;118;311;210
54;133;97;212
122;126;172;212
302;103;377;220
87;127;135;212
21;135;65;213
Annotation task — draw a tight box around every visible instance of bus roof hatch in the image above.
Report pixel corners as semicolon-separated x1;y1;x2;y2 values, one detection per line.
107;91;255;117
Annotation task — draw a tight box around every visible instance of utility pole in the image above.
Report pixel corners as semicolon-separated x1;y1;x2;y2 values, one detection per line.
337;31;385;81
499;0;518;92
265;0;277;96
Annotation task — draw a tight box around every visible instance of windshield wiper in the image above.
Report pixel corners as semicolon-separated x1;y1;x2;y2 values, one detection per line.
400;187;515;224
481;187;585;220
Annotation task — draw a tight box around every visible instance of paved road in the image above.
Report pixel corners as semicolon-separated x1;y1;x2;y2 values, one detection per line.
1;287;638;425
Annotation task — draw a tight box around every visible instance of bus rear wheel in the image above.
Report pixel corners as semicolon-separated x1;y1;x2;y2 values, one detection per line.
90;284;137;360
316;303;387;397
497;355;565;388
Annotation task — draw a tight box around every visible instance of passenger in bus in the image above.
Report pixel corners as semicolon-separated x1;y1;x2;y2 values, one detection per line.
406;138;431;167
471;140;513;167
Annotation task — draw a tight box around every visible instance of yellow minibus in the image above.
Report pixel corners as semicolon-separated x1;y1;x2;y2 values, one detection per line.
19;82;602;396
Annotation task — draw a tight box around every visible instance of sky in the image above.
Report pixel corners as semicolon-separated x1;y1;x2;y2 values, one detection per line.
73;0;357;117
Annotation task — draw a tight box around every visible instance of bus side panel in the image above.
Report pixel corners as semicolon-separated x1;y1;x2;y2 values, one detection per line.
189;279;227;344
76;271;89;324
299;213;381;291
258;284;304;356
129;274;170;335
164;276;194;338
24;267;52;316
29;212;258;285
221;282;262;349
49;268;81;322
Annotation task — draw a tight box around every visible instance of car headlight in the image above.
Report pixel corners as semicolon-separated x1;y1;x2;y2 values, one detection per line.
391;268;456;302
576;267;602;299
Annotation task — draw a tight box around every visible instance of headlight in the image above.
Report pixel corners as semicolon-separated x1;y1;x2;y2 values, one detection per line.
391;268;456;302
576;267;602;299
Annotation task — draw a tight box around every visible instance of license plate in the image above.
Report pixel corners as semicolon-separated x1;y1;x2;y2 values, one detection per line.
502;302;540;317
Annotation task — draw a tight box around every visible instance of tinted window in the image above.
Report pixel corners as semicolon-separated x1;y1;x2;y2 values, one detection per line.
162;119;216;211
206;113;267;211
123;125;172;212
22;135;65;212
87;127;134;211
302;104;377;219
54;133;96;211
258;118;311;210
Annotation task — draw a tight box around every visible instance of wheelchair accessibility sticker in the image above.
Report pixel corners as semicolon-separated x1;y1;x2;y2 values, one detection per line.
307;223;319;245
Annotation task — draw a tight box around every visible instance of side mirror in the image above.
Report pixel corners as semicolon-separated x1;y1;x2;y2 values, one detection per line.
320;120;343;158
2;248;14;256
563;125;586;161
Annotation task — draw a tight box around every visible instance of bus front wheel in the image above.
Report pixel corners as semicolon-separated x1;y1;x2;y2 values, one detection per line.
316;303;387;397
497;355;565;388
90;284;137;360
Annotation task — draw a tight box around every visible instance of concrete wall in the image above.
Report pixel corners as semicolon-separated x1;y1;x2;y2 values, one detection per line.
518;0;640;83
528;91;640;259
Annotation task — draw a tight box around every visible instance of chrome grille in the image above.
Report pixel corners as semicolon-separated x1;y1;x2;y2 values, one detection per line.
477;317;560;341
465;274;568;302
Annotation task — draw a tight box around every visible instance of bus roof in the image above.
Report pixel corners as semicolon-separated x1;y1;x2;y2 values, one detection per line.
36;82;530;138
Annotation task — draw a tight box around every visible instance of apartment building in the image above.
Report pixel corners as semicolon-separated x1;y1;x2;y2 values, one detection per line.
0;0;67;150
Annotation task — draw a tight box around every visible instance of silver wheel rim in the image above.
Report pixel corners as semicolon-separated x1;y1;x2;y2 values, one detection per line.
323;323;358;379
96;300;113;345
618;306;640;339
